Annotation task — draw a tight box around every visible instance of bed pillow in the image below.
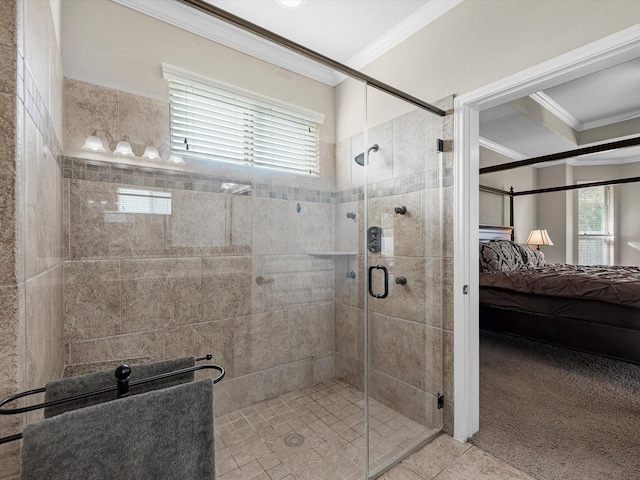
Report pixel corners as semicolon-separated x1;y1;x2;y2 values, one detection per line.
515;243;546;268
479;240;526;272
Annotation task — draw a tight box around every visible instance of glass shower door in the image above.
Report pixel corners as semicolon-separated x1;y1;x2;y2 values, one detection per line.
363;86;451;477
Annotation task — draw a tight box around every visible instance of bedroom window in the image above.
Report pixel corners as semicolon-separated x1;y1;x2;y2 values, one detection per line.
578;185;614;265
163;64;324;176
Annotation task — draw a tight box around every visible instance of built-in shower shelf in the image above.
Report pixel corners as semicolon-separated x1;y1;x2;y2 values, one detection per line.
308;252;357;257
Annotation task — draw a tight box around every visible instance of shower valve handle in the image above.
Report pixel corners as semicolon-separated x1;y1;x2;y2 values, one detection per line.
394;206;407;215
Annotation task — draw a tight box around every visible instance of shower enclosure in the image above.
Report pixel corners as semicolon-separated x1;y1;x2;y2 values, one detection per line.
57;1;452;478
335;84;451;476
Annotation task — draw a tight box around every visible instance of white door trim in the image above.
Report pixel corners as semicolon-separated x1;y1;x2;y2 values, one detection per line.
452;23;640;442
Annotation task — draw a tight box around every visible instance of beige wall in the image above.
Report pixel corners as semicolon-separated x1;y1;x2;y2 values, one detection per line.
0;0;65;477
535;165;572;264
479;147;537;244
619;163;640;265
338;0;640;140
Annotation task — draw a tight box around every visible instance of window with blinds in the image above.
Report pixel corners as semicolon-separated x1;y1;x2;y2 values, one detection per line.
163;65;324;176
578;184;614;265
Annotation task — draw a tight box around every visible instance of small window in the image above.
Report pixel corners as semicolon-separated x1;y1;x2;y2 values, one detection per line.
578;185;614;265
117;188;171;215
163;64;324;176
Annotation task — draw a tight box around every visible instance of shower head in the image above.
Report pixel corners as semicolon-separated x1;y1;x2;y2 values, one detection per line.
354;144;379;166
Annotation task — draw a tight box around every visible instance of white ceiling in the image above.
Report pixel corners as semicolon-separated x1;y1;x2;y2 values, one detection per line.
480;56;640;167
480;104;576;158
207;0;430;65
543;58;640;130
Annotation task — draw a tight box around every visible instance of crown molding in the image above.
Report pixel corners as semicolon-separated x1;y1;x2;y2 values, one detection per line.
534;151;640;168
477;136;640;168
566;156;640;166
346;0;463;70
478;137;527;160
582;110;640;130
530;90;640;132
529;91;583;130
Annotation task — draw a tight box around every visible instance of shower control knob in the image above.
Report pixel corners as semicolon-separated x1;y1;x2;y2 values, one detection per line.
346;212;356;219
394;206;407;215
346;271;356;279
395;276;407;285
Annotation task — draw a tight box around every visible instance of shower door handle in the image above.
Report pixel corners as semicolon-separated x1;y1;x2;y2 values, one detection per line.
368;264;389;299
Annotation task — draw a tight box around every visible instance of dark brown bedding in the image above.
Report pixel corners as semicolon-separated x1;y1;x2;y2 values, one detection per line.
479;288;640;330
477;231;640;363
479;264;640;310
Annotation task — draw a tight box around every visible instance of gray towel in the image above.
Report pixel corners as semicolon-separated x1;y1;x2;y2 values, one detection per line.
44;357;195;418
22;379;215;480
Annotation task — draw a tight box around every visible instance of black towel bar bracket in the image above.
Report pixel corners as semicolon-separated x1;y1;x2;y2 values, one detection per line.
0;355;224;445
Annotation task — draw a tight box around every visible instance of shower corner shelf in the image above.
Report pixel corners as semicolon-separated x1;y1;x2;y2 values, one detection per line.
308;252;357;257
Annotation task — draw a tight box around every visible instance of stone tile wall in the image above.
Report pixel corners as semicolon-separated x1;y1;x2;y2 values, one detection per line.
63;170;338;416
62;78;339;416
0;0;65;477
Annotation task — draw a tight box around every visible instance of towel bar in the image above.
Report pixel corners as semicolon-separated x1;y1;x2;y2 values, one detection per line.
0;355;224;445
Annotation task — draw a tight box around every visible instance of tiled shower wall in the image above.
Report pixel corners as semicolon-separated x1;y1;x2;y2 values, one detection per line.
62;79;454;433
333;97;454;432
62;79;337;416
0;0;65;477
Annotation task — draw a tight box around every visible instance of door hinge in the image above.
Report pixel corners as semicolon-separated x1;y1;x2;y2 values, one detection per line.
437;393;444;409
463;285;469;294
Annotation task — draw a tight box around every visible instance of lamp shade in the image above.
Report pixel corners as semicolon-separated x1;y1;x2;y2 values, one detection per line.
81;135;107;153
167;154;185;165
526;229;554;248
114;140;134;157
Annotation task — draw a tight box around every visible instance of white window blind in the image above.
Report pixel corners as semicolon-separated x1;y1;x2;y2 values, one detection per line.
117;188;171;215
578;184;614;265
163;65;324;176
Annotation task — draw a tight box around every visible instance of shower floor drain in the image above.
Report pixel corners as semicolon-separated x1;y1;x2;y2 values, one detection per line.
283;433;305;447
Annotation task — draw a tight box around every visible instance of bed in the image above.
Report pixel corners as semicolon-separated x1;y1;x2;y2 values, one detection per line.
478;225;640;364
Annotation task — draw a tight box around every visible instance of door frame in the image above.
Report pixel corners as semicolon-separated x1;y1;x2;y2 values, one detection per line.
452;23;640;441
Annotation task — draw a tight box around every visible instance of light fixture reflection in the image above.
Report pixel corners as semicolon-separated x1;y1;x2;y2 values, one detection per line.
81;135;107;153
167;154;186;165
114;140;135;157
220;182;252;195
82;130;187;169
142;146;161;160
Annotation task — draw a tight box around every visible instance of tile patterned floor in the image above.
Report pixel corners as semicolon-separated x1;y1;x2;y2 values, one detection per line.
214;378;433;480
214;378;535;480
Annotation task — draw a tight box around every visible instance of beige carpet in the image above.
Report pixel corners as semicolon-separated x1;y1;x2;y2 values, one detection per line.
470;330;640;480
